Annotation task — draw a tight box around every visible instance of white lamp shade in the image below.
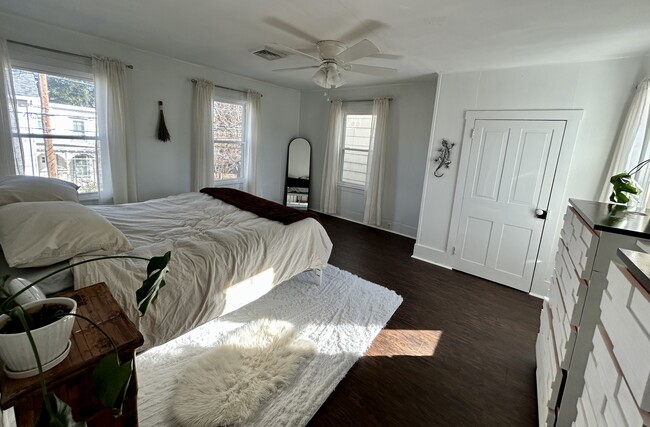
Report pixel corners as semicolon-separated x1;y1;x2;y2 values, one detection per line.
312;64;345;89
312;68;328;88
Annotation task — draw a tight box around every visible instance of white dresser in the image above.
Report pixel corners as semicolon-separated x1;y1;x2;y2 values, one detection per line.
573;250;650;426
537;199;650;426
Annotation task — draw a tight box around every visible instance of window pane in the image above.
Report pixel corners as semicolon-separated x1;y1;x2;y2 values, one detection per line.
344;114;372;150
342;149;368;186
27;137;98;193
213;101;244;142
214;142;243;181
341;113;372;186
12;68;98;194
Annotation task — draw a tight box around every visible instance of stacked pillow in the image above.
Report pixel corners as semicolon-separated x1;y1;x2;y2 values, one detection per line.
0;175;132;270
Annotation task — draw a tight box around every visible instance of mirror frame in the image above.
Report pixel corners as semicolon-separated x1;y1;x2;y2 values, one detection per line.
284;137;312;208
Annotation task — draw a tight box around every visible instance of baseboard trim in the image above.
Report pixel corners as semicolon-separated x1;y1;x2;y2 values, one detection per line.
528;292;546;300
411;254;452;270
412;243;452;268
312;209;416;239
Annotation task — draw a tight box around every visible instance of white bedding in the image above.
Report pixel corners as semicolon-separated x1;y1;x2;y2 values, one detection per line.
71;192;332;350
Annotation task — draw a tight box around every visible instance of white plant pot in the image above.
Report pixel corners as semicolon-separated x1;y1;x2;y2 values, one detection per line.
0;297;77;374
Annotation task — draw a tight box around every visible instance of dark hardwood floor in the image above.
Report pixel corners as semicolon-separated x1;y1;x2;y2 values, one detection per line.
307;214;542;427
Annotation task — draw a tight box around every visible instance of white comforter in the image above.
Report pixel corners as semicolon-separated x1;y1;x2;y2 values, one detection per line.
71;192;332;350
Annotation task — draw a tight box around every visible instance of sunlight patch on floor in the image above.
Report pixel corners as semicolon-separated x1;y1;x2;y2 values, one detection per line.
366;329;443;357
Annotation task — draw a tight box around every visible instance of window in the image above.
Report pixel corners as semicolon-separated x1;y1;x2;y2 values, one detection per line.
212;99;247;183
72;120;85;134
11;68;98;194
340;113;373;187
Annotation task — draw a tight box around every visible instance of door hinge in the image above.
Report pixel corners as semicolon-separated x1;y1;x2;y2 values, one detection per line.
470;128;475;138
452;246;456;255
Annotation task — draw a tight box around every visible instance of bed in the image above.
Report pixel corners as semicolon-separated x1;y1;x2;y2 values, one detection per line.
0;180;332;352
70;192;332;350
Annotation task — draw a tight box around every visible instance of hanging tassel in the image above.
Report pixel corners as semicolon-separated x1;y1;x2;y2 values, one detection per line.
157;101;171;142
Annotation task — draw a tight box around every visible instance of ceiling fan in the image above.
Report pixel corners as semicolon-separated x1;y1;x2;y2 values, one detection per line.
269;39;398;89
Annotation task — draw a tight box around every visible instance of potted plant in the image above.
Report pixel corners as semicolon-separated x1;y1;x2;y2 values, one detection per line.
0;251;171;426
609;159;650;204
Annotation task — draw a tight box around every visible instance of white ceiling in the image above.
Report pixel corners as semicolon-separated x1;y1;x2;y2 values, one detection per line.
2;0;650;90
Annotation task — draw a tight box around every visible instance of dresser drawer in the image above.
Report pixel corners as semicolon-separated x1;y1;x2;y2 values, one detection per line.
603;262;650;412
582;324;650;427
549;279;577;367
564;207;599;280
536;300;563;413
555;243;588;327
578;392;602;427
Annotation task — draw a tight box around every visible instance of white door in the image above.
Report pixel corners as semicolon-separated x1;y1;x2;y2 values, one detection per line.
453;119;566;292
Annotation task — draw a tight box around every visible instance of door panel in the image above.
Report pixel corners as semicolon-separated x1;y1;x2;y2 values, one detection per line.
495;224;532;276
510;130;552;206
454;119;566;292
473;128;509;201
461;216;493;265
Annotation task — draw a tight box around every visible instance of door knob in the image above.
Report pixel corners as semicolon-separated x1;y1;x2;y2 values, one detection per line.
535;209;548;219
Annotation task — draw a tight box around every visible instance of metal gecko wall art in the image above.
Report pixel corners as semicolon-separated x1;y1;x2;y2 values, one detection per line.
433;139;455;177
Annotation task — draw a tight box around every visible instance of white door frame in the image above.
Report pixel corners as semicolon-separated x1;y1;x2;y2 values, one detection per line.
447;109;584;295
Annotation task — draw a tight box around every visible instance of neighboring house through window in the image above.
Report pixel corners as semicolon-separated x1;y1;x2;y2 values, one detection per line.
11;66;98;196
212;98;247;186
340;111;373;188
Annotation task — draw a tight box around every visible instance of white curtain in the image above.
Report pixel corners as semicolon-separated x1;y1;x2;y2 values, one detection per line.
363;98;390;225
0;39;22;176
320;100;343;213
601;78;650;204
93;56;137;204
245;90;261;195
191;79;215;191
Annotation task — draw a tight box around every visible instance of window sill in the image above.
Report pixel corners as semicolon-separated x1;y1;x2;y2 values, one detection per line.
78;192;99;205
337;183;365;194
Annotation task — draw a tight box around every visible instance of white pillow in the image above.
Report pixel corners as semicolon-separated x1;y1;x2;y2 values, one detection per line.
0;175;79;206
0;201;133;268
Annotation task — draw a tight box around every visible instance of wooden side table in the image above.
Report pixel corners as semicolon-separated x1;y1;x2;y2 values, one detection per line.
0;283;144;426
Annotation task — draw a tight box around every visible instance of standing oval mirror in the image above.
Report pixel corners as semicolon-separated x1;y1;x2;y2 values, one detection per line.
284;138;311;209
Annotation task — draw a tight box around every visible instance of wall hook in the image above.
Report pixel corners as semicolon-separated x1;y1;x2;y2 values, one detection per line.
157;100;171;142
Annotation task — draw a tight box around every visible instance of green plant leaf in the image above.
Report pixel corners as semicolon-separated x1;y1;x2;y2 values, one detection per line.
609;172;642;203
136;251;171;316
35;392;85;427
91;353;132;414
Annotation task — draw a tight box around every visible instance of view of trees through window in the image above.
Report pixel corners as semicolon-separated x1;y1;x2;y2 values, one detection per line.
213;100;246;181
12;68;98;193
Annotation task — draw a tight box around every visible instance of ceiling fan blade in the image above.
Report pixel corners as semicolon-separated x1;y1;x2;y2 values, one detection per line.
338;20;387;44
272;65;320;72
370;53;402;60
268;43;321;63
346;64;398;77
336;39;379;64
262;17;319;44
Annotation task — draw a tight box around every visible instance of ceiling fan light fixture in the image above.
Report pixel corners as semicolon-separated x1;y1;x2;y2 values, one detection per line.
312;67;328;88
326;66;345;88
312;63;345;89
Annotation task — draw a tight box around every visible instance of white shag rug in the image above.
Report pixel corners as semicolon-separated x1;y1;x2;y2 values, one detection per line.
137;265;402;426
172;319;316;426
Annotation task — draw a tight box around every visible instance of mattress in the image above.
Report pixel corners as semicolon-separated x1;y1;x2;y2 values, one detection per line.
72;192;332;350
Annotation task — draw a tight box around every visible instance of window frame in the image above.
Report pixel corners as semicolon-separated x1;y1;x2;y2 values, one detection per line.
339;107;373;190
10;64;100;200
212;97;248;186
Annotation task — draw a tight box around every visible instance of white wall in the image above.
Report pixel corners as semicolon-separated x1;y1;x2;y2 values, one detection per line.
415;54;650;295
299;80;437;237
0;12;301;203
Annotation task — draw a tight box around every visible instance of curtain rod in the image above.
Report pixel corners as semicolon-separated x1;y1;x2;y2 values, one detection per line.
7;40;134;69
329;98;393;103
190;79;262;97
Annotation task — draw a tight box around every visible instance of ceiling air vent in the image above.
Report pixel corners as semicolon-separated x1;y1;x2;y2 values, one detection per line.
252;47;287;61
